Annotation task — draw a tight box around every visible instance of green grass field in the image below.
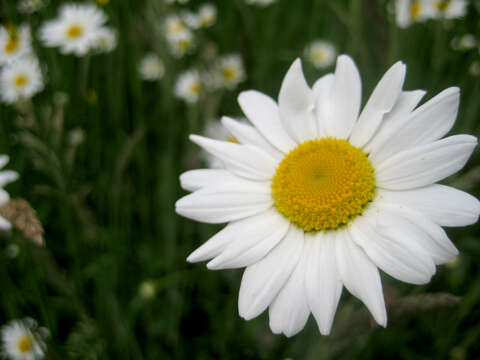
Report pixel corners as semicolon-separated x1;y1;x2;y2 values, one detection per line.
1;0;480;358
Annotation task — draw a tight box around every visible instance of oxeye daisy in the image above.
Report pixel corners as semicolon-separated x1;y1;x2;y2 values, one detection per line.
39;3;107;56
167;29;195;57
198;4;217;28
433;0;467;19
0;25;32;65
1;318;48;359
138;53;164;81
395;0;434;27
174;70;202;103
0;57;44;104
176;55;480;337
305;40;337;69
214;54;246;90
18;0;45;14
94;27;117;53
0;155;19;230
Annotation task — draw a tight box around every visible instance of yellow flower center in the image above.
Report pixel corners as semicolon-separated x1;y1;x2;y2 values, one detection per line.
312;50;325;62
15;74;28;87
435;0;450;11
272;138;376;232
410;2;421;19
66;25;84;38
96;0;109;5
222;67;237;81
17;335;32;353
226;136;239;144
189;82;201;95
5;38;19;53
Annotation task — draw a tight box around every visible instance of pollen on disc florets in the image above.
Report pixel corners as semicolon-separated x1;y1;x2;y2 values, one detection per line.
272;137;376;232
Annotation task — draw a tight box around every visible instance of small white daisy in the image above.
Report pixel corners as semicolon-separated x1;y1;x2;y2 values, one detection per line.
177;55;479;337
305;40;337;69
138;53;164;81
165;14;188;37
198;4;217;28
451;34;476;51
0;25;32;65
94;27;117;53
181;11;201;29
433;0;468;19
1;318;48;360
39;3;107;56
0;155;19;230
214;54;246;90
395;0;435;27
0;57;44;104
245;0;277;6
18;0;45;14
174;70;202;103
166;28;195;57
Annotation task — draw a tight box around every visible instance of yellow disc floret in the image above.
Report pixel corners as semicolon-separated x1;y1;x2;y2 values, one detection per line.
272;138;376;232
17;335;32;353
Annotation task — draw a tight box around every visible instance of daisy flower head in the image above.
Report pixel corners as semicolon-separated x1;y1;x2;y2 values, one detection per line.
94;27;117;53
0;25;32;65
395;0;435;27
0;155;19;230
198;4;217;28
166;28;195;57
1;318;48;359
39;3;107;56
305;40;337;69
433;0;468;19
18;0;45;14
0;57;44;104
176;55;480;337
174;70;202;103
165;14;188;37
138;53;164;81
214;54;246;90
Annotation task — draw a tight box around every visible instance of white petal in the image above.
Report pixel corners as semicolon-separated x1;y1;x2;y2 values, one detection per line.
304;232;342;335
349;62;406;148
376;134;477;190
0;170;18;187
221;116;283;161
0;188;10;206
365;90;426;155
377;185;480;227
312;73;334;138
207;209;289;269
278;59;317;143
376;203;458;265
238;226;304;320
350;213;434;285
175;180;272;224
369;88;460;165
269;251;310;337
336;230;387;327
238;90;297;153
0;155;9;169
0;215;11;230
190;134;277;181
324;55;361;139
180;169;238;192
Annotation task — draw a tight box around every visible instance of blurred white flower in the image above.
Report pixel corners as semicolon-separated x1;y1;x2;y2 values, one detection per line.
469;61;480;77
94;27;117;53
139;281;157;299
245;0;277;6
138;53;164;81
451;34;476;51
214;54;246;90
0;25;32;65
1;318;48;360
0;57;44;104
18;0;45;14
305;40;337;69
174;70;202;103
68;127;86;146
181;11;201;29
167;29;195;57
198;4;217;28
433;0;467;19
39;3;107;56
0;155;18;230
165;15;188;37
395;0;435;27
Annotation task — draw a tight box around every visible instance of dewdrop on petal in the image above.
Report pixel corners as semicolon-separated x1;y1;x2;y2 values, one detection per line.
176;55;479;337
0;57;44;104
138;53;164;81
305;40;337;69
0;25;32;65
174;70;202;103
1;318;48;360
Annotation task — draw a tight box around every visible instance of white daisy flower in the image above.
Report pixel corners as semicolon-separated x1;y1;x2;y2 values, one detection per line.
18;0;45;14
165;15;188;37
198;4;217;28
0;155;19;230
451;34;476;51
395;0;435;27
214;54;246;90
181;11;201;29
176;55;480;337
433;0;468;19
1;318;48;359
0;57;44;104
138;53;164;81
174;70;202;103
305;40;337;69
166;28;195;57
245;0;277;6
39;3;107;56
0;25;32;65
94;27;117;53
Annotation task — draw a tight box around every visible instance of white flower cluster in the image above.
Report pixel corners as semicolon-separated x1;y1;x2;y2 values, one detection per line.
395;0;468;28
1;318;49;360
